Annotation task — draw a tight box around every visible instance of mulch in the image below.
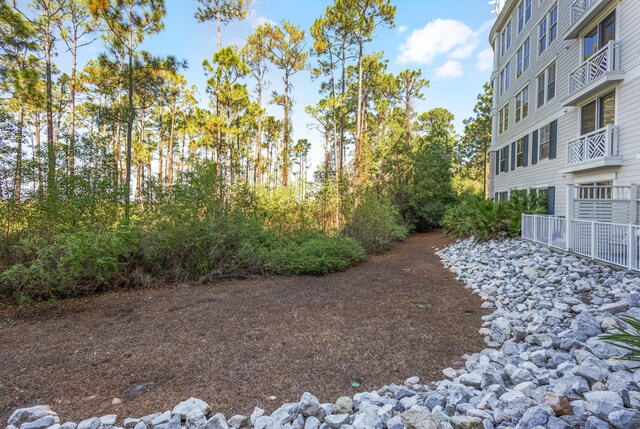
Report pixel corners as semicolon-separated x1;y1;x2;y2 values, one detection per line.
0;231;486;423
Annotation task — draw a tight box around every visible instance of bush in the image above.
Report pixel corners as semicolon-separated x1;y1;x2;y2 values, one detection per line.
0;225;139;304
344;194;408;254
442;193;547;241
139;214;266;281
601;316;640;362
256;229;365;275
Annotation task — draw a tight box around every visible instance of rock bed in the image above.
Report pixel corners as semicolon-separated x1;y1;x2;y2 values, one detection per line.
7;238;640;429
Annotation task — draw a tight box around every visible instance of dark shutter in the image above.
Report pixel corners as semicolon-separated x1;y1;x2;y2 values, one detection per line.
495;151;500;175
549;120;558;159
494;192;499;201
523;135;529;167
511;142;516;170
531;130;539;165
505;145;510;172
547;186;556;215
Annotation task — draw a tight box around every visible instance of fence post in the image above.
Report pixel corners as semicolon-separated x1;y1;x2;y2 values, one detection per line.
591;221;597;259
548;217;553;246
628;224;634;270
567;185;574;251
533;215;537;243
630;184;638;225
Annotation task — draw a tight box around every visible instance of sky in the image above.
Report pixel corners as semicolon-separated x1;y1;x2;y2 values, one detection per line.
73;0;499;168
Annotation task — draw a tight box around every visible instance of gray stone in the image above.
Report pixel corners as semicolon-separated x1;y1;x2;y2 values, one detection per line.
514;405;553;429
227;416;246;429
173;399;212;420
301;417;319;429
9;407;58;427
332;397;352;415
133;422;147;429
186;410;207;429
20;416;58;429
123;419;139;429
151;412;171;427
299;393;321;418
608;409;640;429
165;414;180;429
449;416;483;429
99;416;117;427
77;418;101;429
60;423;78;429
569;312;602;342
323;415;349;429
352;409;377;429
252;416;272;429
400;409;437;429
584;391;624;419
585;416;609;429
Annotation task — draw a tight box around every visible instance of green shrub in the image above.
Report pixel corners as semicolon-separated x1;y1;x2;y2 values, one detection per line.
0;225;139;303
139;214;266;281
601;316;640;362
442;193;547;241
344;194;408;254
256;229;365;275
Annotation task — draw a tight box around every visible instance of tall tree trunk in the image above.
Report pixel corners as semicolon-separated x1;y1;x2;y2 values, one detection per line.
35;112;43;196
14;105;24;200
124;49;134;221
44;13;56;202
354;41;364;184
255;86;263;185
158;112;164;185
69;37;78;180
282;75;290;187
167;101;176;183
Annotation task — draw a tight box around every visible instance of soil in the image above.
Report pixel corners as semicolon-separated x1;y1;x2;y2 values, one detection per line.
0;231;486;423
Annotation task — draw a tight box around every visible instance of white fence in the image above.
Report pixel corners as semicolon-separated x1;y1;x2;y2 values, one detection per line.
566;125;618;165
571;0;597;25
522;214;640;272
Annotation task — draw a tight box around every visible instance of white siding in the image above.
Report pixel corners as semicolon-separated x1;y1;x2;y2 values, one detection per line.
488;0;640;219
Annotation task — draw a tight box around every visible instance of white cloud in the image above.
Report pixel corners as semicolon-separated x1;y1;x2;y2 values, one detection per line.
476;48;494;72
434;60;465;79
397;18;496;66
247;9;276;28
398;25;408;33
398;19;474;64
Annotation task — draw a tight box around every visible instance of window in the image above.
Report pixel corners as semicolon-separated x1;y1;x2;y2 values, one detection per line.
515;86;529;122
517;38;530;77
539;124;550;160
495;191;509;201
518;0;532;33
501;20;512;57
583;12;616;61
581;91;615;135
499;103;510;133
499;147;508;172
500;62;511;95
516;138;525;167
537;61;556;108
538;4;558;54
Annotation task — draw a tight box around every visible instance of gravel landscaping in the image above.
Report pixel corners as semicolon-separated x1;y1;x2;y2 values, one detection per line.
7;236;640;429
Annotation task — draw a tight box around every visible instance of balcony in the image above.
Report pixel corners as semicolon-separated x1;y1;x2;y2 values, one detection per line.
566;0;614;40
561;125;622;173
564;41;623;106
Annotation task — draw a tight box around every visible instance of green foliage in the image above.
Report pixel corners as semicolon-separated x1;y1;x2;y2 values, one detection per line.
601;316;640;362
442;193;547;241
344;193;408;254
0;225;139;303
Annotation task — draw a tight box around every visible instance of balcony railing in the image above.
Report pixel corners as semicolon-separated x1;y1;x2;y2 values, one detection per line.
571;0;598;25
567;125;618;165
569;41;620;96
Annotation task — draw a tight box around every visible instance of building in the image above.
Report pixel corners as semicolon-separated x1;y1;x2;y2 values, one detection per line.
488;0;640;270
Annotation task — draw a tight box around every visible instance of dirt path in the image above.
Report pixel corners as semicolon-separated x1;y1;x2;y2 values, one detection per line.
0;231;485;423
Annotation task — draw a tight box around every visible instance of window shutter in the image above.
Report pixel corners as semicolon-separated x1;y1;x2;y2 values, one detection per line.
531;130;539;165
495;151;500;175
495;192;499;201
523;135;529;167
505;145;510;173
511;142;516;170
547;186;556;215
549;120;558;159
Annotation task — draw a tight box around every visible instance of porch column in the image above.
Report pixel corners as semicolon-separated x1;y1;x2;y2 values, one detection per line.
566;185;575;251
